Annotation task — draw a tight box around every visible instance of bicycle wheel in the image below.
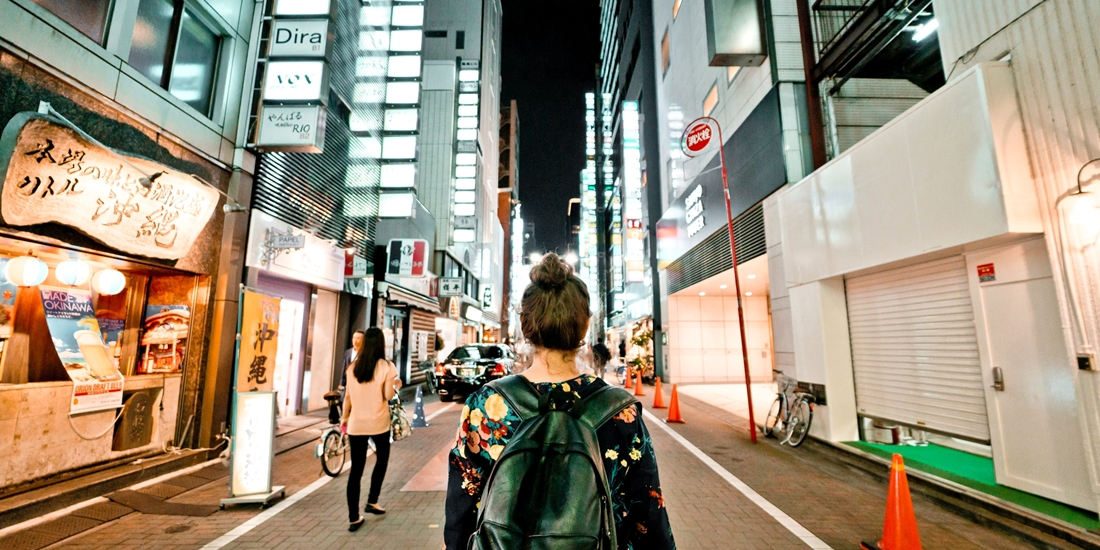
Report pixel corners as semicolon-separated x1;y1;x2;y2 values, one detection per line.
787;399;813;447
764;396;785;437
321;431;346;477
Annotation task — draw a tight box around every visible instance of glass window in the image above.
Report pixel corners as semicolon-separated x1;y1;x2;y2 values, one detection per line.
661;30;670;76
129;0;222;117
703;82;719;117
169;7;220;114
130;0;176;86
32;0;112;44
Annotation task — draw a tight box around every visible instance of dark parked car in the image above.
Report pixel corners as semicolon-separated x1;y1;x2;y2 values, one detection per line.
435;344;515;402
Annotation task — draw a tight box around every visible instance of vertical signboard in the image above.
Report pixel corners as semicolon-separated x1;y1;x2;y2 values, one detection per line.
622;102;645;283
237;289;280;393
40;287;124;414
229;391;277;497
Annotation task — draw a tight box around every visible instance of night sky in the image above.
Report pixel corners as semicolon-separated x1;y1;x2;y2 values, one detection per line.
500;0;601;256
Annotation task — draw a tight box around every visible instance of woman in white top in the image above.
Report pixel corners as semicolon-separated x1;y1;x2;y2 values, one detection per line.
341;327;402;531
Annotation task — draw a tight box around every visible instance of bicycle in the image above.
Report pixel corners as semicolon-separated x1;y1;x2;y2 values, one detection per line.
317;391;348;477
764;369;815;447
419;359;437;395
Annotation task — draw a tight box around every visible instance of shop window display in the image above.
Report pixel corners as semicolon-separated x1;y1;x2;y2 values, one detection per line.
0;246;200;386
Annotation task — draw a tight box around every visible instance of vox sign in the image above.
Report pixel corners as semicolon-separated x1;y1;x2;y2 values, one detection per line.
263;61;328;103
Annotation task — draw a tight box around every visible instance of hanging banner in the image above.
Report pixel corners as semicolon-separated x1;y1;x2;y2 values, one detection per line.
237;289;280;393
40;286;124;414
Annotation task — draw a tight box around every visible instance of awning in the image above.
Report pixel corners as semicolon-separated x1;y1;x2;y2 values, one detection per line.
381;282;440;314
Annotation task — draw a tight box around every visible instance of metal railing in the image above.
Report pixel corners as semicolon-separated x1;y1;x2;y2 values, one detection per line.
812;0;875;59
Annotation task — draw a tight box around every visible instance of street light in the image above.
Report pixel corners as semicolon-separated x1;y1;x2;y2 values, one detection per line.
529;252;543;264
564;252;579;265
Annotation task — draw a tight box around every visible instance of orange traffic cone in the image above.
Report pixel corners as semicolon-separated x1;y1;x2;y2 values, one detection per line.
624;370;634;389
664;385;684;423
861;454;922;550
634;371;645;396
652;378;666;408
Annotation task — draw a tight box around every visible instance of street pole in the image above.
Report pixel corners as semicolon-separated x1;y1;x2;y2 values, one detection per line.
681;117;758;443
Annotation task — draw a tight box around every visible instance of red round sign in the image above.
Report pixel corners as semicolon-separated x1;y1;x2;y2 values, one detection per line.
685;122;713;154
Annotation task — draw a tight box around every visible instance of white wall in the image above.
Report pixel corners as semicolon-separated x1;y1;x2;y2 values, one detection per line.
935;0;1100;503
667;294;772;384
779;63;1040;287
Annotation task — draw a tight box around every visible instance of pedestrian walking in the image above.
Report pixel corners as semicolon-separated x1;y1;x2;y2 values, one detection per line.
618;338;626;360
444;253;675;549
339;329;365;389
592;338;611;376
341;327;402;531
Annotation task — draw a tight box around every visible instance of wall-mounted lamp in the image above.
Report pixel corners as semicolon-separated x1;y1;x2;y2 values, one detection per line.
1061;159;1100;245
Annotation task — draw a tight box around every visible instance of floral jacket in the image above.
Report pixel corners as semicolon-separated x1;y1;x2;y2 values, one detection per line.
444;374;676;550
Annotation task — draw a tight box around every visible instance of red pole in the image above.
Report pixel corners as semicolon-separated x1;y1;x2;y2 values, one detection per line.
682;117;757;443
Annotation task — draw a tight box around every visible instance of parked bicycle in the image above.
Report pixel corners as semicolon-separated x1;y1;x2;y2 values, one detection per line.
764;369;815;447
420;359;437;395
318;391;348;476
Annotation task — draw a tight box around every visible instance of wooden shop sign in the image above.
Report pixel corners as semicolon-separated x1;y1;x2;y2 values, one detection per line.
0;113;219;260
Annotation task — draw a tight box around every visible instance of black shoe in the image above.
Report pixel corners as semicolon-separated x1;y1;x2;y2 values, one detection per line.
348;516;365;532
364;503;386;515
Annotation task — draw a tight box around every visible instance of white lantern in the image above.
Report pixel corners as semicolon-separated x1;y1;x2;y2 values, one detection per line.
91;269;127;296
55;259;92;286
5;255;48;287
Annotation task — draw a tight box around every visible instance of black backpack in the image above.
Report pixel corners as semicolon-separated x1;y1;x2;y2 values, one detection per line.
468;375;638;550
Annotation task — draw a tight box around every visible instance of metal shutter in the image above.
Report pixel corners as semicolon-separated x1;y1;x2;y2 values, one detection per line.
846;256;990;443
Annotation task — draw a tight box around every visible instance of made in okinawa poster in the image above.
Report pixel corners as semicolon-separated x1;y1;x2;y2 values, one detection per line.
237;289;280;393
40;287;124;414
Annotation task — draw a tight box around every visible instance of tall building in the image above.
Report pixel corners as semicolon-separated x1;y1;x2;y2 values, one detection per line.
415;0;505;346
0;0;261;484
246;0;414;415
498;100;520;341
595;0;664;370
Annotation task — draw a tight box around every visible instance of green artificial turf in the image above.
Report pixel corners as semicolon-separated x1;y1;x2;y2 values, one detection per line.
847;441;1100;531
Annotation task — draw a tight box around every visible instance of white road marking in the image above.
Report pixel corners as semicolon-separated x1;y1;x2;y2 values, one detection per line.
201;401;458;549
643;409;833;550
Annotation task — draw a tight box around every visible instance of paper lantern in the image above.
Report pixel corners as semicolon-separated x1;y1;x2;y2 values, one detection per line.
56;259;92;286
91;269;127;296
5;255;48;287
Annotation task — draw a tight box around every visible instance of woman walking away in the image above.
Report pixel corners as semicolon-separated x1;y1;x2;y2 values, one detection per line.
342;327;402;532
444;253;676;549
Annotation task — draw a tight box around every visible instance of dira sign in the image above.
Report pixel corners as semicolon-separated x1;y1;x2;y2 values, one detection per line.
269;20;330;58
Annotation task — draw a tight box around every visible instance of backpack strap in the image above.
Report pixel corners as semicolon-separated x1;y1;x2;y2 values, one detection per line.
573;385;639;429
486;375;540;421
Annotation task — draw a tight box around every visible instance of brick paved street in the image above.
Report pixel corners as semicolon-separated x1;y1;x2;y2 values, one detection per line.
4;390;1048;549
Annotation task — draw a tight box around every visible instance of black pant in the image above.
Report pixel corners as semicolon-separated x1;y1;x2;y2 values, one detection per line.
346;432;391;521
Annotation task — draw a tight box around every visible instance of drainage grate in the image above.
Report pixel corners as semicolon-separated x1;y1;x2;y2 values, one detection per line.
0;528;65;550
160;475;211;490
29;515;101;539
138;483;188;500
72;501;133;522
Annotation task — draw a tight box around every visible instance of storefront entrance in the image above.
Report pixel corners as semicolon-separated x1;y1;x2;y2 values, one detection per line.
666;255;774;384
272;299;305;419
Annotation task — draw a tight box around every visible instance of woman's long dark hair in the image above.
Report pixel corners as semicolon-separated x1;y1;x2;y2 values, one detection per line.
352;327;386;384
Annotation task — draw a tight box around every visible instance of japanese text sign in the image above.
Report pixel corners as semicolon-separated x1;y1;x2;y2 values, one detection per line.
440;277;462;297
0;113;219;260
684;121;714;155
237;290;280;393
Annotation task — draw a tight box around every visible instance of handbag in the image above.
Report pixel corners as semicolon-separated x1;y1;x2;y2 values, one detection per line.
389;395;412;441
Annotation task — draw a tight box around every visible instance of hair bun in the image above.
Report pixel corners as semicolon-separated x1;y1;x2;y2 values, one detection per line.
530;253;572;290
